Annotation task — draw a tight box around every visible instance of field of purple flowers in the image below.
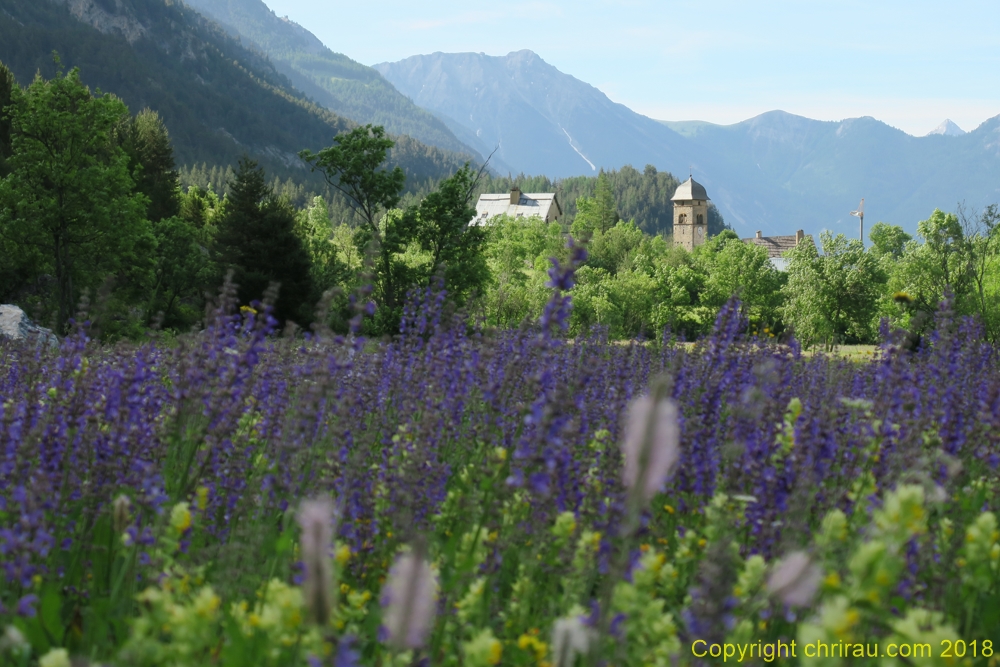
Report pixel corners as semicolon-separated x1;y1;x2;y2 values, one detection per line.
2;277;1000;666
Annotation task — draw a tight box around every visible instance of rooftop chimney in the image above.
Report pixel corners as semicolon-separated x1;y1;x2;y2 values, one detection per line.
510;186;521;205
795;229;804;244
755;230;762;239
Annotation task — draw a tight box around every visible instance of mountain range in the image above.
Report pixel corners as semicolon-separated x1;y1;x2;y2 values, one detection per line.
373;50;694;181
0;0;473;192
3;0;997;239
376;50;1000;237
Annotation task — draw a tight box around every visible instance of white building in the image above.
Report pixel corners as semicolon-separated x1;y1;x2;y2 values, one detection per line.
472;186;562;225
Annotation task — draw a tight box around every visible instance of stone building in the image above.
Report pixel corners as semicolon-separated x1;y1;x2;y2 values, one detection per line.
472;186;562;225
671;177;709;251
742;230;810;270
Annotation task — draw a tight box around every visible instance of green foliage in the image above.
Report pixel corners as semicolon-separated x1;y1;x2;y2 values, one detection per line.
3;55;1000;348
301;125;406;230
147;215;214;331
570;171;619;238
474;164;727;238
213;158;313;324
301;125;409;330
697;232;786;328
407;165;488;305
0;64;151;333
480;215;567;329
586;220;646;274
301;128;487;332
296;197;351;299
781;232;885;347
0;61;13;179
868;221;912;259
965;204;1000;341
887;209;974;314
119;109;181;223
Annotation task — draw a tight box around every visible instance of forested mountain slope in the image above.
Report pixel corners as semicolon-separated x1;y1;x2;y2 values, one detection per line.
0;0;473;188
179;0;479;157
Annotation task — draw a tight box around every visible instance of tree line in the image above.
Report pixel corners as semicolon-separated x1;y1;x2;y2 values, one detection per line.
0;62;487;337
475;207;1000;346
3;61;997;346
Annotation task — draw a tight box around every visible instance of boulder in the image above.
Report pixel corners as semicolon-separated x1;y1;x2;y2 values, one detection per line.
0;305;59;348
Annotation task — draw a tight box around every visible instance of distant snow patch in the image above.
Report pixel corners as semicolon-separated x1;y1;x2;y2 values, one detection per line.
926;119;966;137
560;127;596;171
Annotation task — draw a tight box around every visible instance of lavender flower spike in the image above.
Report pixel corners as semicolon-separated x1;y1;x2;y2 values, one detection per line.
766;551;822;607
621;394;680;504
382;550;439;650
298;495;336;626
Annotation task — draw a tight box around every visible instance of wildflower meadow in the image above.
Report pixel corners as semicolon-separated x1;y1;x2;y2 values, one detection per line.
2;266;1000;667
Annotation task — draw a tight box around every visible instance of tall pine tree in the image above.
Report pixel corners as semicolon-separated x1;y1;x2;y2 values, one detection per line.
214;158;313;324
0;62;13;178
121;109;181;222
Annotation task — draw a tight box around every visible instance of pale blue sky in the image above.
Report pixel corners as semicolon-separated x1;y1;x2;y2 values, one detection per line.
262;0;1000;136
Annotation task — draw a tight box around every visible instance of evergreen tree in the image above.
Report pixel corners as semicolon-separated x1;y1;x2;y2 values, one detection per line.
121;109;181;222
0;62;13;178
0;62;19;302
214;157;313;324
570;171;619;238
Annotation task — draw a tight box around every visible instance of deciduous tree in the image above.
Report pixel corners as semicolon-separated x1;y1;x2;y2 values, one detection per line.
0;65;151;332
408;164;487;305
782;232;884;348
300;125;406;317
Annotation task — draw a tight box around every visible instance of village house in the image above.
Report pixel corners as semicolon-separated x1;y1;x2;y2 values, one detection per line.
472;186;562;224
670;177;811;269
742;229;810;270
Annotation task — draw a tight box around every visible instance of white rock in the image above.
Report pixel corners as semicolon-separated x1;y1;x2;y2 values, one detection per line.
0;305;59;348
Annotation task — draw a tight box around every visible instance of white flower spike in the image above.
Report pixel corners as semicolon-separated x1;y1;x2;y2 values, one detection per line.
622;394;680;504
297;495;336;626
382;550;439;650
766;551;822;607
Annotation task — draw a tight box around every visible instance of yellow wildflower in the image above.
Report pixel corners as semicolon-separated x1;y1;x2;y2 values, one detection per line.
196;486;209;511
38;648;70;667
170;502;192;535
335;544;352;566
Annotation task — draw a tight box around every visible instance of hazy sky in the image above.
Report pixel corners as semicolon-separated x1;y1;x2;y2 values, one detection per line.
260;0;1000;136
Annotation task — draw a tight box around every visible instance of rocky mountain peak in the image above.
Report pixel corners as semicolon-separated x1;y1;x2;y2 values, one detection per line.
927;119;966;136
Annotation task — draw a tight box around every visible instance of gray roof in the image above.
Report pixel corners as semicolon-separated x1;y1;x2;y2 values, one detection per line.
473;193;561;224
743;234;810;258
670;177;709;201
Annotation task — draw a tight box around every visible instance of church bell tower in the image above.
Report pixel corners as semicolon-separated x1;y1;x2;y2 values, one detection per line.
671;177;709;251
